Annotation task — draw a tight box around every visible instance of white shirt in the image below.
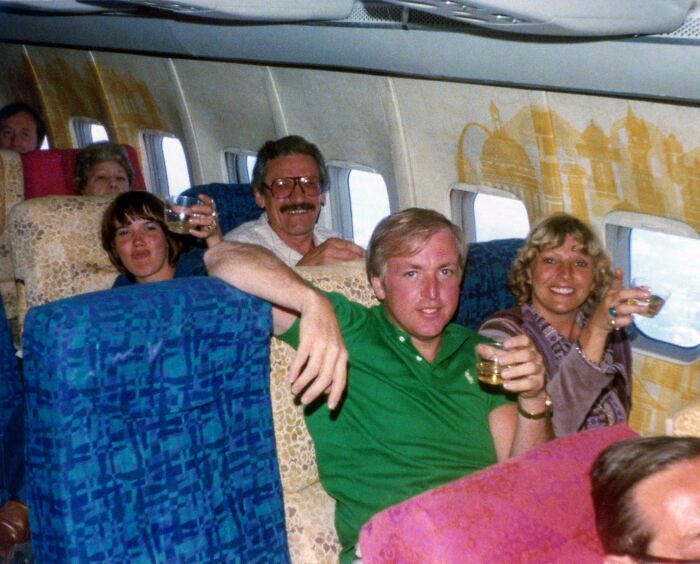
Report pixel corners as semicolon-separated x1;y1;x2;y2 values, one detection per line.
223;212;340;267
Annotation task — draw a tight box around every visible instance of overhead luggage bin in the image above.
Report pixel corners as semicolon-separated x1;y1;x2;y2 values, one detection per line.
381;0;694;36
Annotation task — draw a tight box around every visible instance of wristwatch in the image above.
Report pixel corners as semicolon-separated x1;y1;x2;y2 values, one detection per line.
517;392;553;420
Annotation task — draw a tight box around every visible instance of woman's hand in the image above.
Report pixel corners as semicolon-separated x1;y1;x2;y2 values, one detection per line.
589;268;649;334
577;268;649;364
188;194;222;247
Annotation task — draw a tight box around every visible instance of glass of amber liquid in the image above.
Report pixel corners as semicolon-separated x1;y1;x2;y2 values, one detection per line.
476;342;505;386
164;195;202;234
628;277;671;318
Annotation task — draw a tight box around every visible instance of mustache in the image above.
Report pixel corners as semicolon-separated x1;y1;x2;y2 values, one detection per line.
280;203;316;214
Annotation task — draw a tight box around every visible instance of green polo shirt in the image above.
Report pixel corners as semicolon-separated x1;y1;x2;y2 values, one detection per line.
280;291;513;561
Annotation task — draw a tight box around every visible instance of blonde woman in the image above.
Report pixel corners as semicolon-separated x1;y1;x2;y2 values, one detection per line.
479;213;648;436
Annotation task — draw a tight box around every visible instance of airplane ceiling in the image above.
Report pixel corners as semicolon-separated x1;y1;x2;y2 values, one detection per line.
2;0;700;105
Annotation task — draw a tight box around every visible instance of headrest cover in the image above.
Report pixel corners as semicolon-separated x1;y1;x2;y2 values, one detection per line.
22;145;147;199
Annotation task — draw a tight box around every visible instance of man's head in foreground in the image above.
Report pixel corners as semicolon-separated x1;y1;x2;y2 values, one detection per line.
591;436;700;563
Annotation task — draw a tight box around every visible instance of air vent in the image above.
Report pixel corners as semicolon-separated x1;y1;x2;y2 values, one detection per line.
106;0;355;20
380;0;694;36
0;0;109;12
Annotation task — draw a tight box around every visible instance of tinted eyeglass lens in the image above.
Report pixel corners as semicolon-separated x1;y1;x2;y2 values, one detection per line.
268;176;322;198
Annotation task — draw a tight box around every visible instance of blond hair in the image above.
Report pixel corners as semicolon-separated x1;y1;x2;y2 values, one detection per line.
509;213;612;314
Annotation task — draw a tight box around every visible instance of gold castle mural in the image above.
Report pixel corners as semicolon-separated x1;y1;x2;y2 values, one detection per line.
457;101;700;435
458;102;700;233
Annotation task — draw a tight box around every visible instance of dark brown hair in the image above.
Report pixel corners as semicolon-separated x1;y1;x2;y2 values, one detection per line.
591;436;700;556
101;191;183;276
251;135;329;195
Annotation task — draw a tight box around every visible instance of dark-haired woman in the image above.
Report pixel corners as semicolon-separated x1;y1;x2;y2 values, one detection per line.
101;191;220;286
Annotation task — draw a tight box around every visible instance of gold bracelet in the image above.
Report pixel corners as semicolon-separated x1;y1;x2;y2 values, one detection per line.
517;392;552;420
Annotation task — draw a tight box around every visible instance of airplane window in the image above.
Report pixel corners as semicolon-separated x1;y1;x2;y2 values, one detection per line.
348;169;390;248
225;149;257;183
630;228;700;349
474;193;530;242
327;164;391;248
142;132;191;197
162;137;191;196
71;117;109;148
91;124;109;143
450;185;529;242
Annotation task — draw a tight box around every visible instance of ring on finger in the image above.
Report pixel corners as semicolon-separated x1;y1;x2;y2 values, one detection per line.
608;306;618;317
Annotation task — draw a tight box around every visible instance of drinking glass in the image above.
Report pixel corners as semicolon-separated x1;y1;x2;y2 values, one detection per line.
629;277;671;318
476;341;505;386
164;195;202;234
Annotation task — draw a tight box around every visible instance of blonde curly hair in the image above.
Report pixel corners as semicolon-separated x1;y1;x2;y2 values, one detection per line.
509;213;612;315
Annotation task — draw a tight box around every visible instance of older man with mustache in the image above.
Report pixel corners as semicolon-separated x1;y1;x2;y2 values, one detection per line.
223;135;365;266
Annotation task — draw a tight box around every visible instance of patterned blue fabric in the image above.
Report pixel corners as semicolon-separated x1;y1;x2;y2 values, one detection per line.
0;296;22;504
454;238;525;330
22;277;290;563
182;183;261;236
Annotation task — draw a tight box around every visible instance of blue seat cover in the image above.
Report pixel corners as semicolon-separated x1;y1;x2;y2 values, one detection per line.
454;238;524;330
182;183;261;236
23;277;289;562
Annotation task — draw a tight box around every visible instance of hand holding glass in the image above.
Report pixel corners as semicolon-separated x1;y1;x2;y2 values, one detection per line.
165;195;203;234
628;277;671;318
476;342;505;386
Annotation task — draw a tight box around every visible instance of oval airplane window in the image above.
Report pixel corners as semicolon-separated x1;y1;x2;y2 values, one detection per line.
474;193;530;242
327;164;391;248
348;169;390;248
142;131;191;197
71;117;108;148
225;149;257;183
630;228;700;349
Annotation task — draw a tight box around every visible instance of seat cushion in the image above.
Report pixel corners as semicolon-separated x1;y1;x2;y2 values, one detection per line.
23;277;288;562
359;423;639;562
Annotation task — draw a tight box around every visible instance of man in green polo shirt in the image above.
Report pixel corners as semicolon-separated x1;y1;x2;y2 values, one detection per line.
206;208;551;562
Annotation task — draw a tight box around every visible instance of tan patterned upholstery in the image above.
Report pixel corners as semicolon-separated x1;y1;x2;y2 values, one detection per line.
667;399;700;437
0;150;25;333
9;195;119;336
270;260;378;564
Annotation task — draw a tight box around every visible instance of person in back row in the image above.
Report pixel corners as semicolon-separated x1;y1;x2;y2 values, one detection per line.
207;207;551;561
0;101;46;154
223;135;365;266
591;436;700;563
479;214;650;437
102;191;220;286
75;141;137;196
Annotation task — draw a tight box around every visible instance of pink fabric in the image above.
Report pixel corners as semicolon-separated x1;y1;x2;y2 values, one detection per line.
21;145;146;199
359;424;638;563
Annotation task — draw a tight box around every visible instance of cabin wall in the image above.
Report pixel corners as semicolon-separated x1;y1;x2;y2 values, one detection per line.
0;42;698;435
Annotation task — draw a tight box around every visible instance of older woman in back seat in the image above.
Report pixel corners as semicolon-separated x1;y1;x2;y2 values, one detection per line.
101;191;220;286
479;213;649;437
75;141;135;196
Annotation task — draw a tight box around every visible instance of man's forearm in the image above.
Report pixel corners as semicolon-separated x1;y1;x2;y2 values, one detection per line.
205;241;348;408
205;241;317;333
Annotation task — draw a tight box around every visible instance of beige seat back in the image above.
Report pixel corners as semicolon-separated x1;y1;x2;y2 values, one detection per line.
0;150;26;335
269;260;378;563
9;195;118;335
